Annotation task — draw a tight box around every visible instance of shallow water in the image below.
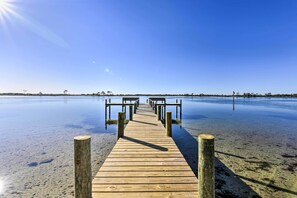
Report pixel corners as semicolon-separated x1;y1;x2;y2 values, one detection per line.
175;97;297;197
0;96;297;197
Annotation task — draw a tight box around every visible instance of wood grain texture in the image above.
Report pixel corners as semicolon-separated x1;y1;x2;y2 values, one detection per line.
93;104;197;197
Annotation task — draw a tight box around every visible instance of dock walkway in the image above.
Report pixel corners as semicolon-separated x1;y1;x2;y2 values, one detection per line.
92;103;198;197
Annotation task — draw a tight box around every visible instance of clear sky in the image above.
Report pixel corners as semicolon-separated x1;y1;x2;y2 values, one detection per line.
0;0;297;94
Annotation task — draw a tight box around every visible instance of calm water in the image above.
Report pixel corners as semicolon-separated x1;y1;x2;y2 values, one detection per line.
0;96;297;197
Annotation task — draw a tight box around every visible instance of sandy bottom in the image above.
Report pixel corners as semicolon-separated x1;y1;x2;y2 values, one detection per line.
0;128;116;198
180;120;297;198
1;123;296;198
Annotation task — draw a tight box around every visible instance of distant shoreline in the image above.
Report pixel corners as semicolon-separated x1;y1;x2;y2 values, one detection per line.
1;93;297;98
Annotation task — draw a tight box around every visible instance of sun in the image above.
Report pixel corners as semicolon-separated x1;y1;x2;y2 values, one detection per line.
0;0;14;24
0;0;7;9
0;0;9;16
0;0;14;13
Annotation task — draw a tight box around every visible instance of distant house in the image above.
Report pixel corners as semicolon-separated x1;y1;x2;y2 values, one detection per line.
107;91;113;95
101;91;106;95
64;90;68;95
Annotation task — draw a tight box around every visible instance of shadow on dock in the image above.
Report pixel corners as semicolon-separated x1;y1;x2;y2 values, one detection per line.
122;136;168;151
172;125;261;198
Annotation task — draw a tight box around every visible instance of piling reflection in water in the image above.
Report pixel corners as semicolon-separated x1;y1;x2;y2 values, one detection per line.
233;91;235;111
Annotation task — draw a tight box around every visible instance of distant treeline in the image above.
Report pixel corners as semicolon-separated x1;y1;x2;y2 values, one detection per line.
1;92;297;98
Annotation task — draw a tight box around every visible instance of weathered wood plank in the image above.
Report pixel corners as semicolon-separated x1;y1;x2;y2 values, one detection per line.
93;177;197;184
99;166;192;171
111;148;179;152
105;158;186;162
113;145;177;148
95;171;195;177
92;183;197;192
102;161;188;166
109;151;183;155
92;103;197;196
108;154;184;158
92;192;198;198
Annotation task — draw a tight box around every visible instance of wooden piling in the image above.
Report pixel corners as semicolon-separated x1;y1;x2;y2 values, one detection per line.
157;106;161;120
176;99;178;119
105;99;107;121
166;112;172;137
93;103;198;197
163;103;166;122
129;105;133;121
108;98;111;119
154;103;157;114
124;101;126;113
134;103;137;114
74;136;92;198
198;134;215;198
180;99;182;120
118;112;125;139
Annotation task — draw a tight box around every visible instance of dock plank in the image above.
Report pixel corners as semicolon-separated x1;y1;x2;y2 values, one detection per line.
92;103;197;197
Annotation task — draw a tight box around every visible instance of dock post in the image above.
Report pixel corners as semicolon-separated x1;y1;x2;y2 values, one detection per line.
108;99;111;120
180;99;182;120
164;103;166;122
166;112;172;137
155;103;157;114
118;112;125;139
74;136;92;198
123;99;126;113
134;103;137;114
105;99;107;121
176;99;178;119
129;105;133;121
198;134;215;198
157;106;161;120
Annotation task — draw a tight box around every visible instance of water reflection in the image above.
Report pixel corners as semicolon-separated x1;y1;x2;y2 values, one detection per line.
0;96;297;197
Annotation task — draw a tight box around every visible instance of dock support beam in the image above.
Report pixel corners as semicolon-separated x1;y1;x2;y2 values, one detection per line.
74;136;92;198
129;105;133;121
166;112;172;137
118;112;125;139
157;106;161;121
180;99;182;120
176;99;178;119
105;99;107;121
198;134;215;198
108;99;111;120
134;103;137;114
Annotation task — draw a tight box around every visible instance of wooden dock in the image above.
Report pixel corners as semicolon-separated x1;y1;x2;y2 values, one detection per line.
92;103;198;197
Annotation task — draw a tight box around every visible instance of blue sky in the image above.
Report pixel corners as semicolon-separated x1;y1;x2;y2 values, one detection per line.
0;0;297;94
